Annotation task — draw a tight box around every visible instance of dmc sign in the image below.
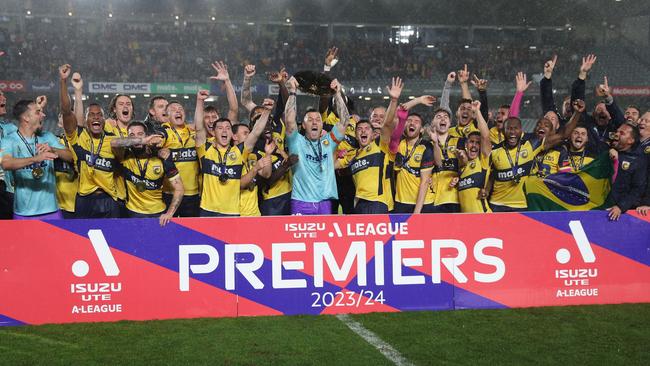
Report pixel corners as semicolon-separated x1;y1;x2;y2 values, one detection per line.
88;82;151;94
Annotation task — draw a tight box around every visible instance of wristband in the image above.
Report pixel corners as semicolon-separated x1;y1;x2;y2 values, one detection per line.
323;65;331;72
289;92;296;96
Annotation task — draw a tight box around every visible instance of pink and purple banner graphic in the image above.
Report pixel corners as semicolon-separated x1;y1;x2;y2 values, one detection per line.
1;211;649;326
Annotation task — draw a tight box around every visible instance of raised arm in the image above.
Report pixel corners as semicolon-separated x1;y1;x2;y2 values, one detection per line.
244;109;270;151
210;61;239;122
194;90;210;147
458;64;472;100
472;100;491;158
471;75;489;121
390;95;436;152
597;76;625;128
269;67;289;107
284;77;298;136
540;55;558;114
509;72;531;118
572;54;596;104
544;99;585;150
58;64;77;136
380;77;403;143
72;72;84;127
440;72;455;114
332;79;351;137
241;64;258;112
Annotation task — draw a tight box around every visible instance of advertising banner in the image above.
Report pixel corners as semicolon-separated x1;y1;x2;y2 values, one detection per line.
611;86;650;97
88;82;151;94
1;211;649;326
151;83;210;94
0;80;26;92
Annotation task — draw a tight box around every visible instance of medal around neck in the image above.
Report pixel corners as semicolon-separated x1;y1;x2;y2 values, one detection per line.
135;181;147;192
32;167;44;180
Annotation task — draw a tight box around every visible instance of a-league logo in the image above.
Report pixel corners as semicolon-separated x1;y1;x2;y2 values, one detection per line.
71;230;120;278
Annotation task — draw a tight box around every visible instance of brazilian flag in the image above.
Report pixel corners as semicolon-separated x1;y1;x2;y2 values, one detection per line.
525;151;613;211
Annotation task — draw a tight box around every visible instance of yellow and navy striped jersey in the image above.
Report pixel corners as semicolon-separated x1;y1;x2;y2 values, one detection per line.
338;139;395;207
394;139;435;205
449;121;479;139
489;127;504;147
240;151;261;217
104;122;128;200
458;154;491;213
490;135;545;208
161;123;199;196
256;150;292;200
120;152;179;214
66;127;122;200
198;142;250;215
433;135;463;205
322;111;359;154
54;136;78;213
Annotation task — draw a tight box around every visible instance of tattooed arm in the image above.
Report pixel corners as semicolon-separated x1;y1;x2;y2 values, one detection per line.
241;64;258;112
160;175;184;226
110;135;162;148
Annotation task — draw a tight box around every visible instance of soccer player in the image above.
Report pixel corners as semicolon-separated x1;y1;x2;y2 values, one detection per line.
160;100;201;217
392;96;438;214
241;64;293;216
607;123;647;221
449;65;479;139
106;94;134;137
430;107;462;213
457;100;492;213
112;121;183;226
1;97;73;219
488;102;579;212
233;123;272;217
54;114;78;219
335;77;405;214
194;85;270;217
285;77;351;215
59;65;124;218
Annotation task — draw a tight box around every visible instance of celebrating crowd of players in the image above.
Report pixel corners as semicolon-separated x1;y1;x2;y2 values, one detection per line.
0;48;648;225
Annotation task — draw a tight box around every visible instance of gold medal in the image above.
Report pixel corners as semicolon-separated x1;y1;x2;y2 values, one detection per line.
32;167;44;180
135;181;147;192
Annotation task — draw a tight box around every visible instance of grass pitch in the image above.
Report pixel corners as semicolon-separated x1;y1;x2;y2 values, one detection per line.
1;303;648;365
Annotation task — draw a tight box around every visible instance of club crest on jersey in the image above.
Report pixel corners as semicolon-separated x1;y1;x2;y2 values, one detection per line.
520;150;529;159
323;139;330;147
228;152;237;161
448;145;456;152
645;146;650;154
153;165;162;175
414;154;422;162
463;126;471;134
470;161;476;169
365;146;372;152
621;161;630;170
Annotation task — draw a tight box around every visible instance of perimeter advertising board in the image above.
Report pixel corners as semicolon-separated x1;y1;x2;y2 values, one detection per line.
1;211;648;326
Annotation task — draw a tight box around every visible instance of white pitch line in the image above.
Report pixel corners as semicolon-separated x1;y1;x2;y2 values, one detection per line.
336;314;415;366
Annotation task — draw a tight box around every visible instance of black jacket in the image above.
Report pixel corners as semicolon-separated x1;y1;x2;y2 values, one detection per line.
609;148;648;211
